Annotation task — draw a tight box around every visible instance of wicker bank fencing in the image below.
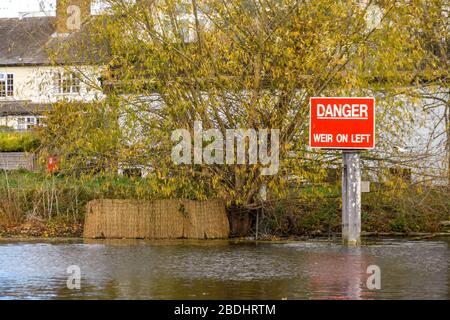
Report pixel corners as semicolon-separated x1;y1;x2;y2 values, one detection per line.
83;199;230;239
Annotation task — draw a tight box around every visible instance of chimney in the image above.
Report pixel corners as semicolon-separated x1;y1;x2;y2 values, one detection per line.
56;0;91;34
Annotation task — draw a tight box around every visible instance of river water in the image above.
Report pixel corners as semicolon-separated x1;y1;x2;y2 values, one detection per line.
0;238;448;300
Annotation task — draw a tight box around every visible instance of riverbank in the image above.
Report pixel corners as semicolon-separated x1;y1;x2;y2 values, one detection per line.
0;219;83;238
1;170;449;238
3;214;448;239
1;230;449;242
1;233;450;245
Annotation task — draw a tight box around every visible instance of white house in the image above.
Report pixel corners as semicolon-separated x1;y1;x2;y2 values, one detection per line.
0;0;104;130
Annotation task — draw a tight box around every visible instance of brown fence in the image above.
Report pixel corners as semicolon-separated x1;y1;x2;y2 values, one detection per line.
83;199;230;239
0;152;36;171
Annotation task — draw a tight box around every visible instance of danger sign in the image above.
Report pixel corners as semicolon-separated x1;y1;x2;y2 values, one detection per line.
309;97;375;149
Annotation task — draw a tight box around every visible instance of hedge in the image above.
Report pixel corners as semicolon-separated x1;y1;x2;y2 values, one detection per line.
0;131;40;152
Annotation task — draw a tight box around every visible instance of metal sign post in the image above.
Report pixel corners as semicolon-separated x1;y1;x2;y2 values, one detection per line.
309;97;375;246
342;151;361;246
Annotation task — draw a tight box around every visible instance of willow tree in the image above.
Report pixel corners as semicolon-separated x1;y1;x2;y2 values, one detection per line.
41;0;438;209
403;0;449;187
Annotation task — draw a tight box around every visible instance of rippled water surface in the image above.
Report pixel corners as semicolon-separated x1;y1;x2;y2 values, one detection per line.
0;238;448;299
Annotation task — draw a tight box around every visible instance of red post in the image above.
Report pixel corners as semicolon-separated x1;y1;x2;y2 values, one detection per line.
47;156;58;174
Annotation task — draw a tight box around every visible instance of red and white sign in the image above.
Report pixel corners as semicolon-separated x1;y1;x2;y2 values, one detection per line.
309;97;375;149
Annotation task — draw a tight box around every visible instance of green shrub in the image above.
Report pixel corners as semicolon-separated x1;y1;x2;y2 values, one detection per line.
0;131;40;152
256;184;450;236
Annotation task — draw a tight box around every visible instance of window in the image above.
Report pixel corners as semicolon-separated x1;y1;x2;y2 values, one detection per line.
0;73;14;97
16;116;41;130
55;72;80;94
17;117;25;130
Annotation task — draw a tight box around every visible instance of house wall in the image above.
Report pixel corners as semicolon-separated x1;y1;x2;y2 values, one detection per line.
0;64;105;130
0;65;104;103
0;115;44;130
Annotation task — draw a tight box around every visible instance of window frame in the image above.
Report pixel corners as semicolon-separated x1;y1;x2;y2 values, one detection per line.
16;116;42;130
55;71;81;95
0;73;14;98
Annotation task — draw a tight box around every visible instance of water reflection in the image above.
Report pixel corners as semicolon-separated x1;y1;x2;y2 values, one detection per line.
0;238;448;299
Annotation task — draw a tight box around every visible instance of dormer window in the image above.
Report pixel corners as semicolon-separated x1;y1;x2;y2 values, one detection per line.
0;73;14;97
55;72;80;94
